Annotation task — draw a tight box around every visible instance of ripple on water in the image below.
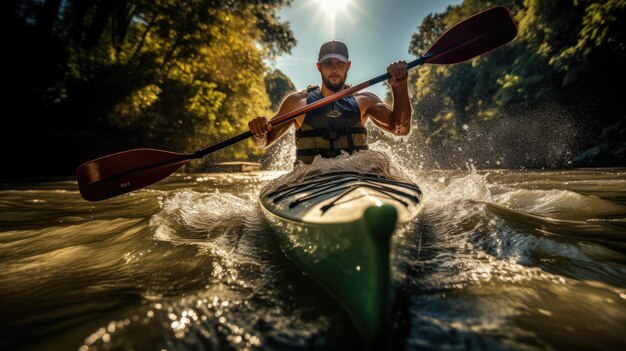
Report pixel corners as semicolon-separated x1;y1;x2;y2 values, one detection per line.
1;162;625;350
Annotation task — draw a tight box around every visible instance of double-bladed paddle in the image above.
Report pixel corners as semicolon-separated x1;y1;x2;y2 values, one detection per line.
77;6;517;201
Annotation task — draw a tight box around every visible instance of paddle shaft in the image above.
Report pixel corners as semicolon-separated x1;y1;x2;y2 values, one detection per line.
193;55;429;159
188;6;518;159
77;6;517;202
78;53;430;201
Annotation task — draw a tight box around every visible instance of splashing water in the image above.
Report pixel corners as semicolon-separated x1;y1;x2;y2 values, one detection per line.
0;151;625;350
262;150;413;196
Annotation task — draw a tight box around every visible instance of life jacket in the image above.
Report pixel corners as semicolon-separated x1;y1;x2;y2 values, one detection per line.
295;85;368;164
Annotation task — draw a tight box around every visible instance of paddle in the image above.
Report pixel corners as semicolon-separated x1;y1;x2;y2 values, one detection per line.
77;6;517;201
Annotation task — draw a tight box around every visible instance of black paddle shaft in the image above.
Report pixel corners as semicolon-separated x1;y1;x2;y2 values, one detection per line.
367;56;429;87
194;131;253;158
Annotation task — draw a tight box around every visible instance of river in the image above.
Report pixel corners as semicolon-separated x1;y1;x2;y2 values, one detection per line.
1;150;625;350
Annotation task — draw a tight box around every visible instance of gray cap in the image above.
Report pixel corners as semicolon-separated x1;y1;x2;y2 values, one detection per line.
318;40;349;63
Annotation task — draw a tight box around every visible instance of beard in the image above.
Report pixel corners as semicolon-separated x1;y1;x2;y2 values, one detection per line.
322;72;347;92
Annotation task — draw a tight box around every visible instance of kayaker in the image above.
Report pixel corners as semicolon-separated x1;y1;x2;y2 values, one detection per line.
249;40;412;164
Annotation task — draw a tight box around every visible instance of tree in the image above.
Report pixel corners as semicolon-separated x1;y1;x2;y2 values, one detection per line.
5;0;297;175
404;0;625;168
264;69;296;112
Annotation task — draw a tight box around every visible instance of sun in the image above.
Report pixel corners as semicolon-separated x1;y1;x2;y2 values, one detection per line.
318;0;351;17
307;0;360;37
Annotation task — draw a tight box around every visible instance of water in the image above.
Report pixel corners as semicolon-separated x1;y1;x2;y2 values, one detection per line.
1;151;625;350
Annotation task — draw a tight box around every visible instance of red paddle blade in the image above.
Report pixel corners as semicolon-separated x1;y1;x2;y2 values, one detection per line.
425;6;517;64
76;148;193;201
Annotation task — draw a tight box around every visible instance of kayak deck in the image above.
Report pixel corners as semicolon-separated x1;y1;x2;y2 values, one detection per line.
263;171;422;223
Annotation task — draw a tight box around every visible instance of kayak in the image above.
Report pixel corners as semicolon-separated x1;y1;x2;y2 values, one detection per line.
260;170;423;344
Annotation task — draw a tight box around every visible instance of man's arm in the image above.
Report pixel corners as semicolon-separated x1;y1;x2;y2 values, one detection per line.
360;61;412;136
248;92;307;149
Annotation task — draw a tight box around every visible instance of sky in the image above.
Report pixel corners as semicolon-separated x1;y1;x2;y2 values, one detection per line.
268;0;463;99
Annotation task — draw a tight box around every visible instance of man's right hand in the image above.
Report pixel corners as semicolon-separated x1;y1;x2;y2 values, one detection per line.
248;116;273;137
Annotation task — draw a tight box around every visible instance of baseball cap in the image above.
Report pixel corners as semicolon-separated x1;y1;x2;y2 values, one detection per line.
318;40;349;63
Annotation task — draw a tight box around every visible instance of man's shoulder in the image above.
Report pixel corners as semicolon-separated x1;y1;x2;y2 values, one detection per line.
279;90;307;109
284;90;308;101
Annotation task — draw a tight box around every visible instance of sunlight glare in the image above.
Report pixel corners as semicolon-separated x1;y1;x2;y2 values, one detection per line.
318;0;351;17
312;0;354;37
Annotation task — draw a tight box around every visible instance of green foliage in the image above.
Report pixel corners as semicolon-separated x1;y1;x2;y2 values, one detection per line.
264;69;296;112
552;0;626;85
409;11;448;57
7;0;296;174
407;0;625;166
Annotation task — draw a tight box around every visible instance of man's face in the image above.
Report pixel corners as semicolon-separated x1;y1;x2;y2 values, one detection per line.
317;58;351;92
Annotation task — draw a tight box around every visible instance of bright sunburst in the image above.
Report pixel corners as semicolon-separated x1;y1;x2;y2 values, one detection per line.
311;0;355;37
318;0;351;17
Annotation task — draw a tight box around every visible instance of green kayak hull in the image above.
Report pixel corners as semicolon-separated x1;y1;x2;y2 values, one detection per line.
260;171;422;344
262;204;397;342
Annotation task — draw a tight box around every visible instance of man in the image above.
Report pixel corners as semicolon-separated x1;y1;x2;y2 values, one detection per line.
249;40;412;164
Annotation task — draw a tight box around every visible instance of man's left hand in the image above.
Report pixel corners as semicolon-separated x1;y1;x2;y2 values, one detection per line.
387;61;408;87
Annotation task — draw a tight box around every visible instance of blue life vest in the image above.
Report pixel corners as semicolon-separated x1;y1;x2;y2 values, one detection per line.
295;85;368;164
